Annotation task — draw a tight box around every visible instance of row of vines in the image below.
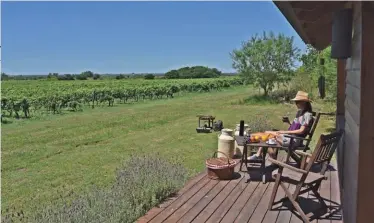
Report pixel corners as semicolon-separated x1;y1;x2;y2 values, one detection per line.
1;77;247;119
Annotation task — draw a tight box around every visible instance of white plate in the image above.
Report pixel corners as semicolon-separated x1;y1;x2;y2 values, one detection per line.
266;141;277;145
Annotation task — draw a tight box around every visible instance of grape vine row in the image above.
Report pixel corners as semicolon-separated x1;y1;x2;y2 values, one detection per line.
1;77;247;119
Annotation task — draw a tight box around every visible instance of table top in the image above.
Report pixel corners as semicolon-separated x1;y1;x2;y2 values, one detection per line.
246;141;283;148
197;115;215;120
235;136;283;148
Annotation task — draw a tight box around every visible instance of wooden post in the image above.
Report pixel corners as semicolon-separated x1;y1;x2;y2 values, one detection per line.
357;2;374;223
336;59;346;118
335;58;346;205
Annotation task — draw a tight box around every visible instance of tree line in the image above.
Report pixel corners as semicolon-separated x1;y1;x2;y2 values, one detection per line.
1;66;227;81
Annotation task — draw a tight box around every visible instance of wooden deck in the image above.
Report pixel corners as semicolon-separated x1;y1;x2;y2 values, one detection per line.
137;153;342;223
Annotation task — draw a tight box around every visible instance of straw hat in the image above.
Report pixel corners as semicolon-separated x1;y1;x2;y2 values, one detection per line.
291;91;311;102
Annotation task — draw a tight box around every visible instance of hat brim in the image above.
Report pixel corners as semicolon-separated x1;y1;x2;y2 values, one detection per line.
291;97;311;102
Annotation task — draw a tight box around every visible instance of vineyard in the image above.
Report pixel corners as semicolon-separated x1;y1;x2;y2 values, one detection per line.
1;77;247;119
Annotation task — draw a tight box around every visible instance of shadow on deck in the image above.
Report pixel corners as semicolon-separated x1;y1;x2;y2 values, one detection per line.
137;153;342;223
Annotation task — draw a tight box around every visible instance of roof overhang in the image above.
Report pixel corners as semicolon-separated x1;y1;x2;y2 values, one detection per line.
273;1;348;50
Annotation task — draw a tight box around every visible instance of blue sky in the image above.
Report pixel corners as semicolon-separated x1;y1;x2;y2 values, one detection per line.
1;1;306;75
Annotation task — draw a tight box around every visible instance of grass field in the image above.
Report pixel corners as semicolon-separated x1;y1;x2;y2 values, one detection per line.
1;85;335;220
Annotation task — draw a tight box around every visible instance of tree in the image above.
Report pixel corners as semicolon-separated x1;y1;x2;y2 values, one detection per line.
57;74;75;80
144;74;155;80
164;70;180;79
76;74;88;80
231;31;300;96
93;74;101;80
164;66;222;79
300;45;337;99
1;72;9;80
81;71;94;78
116;74;125;80
300;45;319;74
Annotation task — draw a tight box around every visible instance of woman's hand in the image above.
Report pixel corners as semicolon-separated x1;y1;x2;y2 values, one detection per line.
265;131;277;135
276;131;285;135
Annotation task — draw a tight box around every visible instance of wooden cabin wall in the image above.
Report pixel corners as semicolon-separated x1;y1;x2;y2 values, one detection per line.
341;2;362;223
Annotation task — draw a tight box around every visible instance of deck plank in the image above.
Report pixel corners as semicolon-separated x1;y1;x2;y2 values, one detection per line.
137;172;206;223
149;176;211;223
220;180;261;223
234;182;270;223
176;179;230;223
275;183;294;223
289;186;310;223
317;168;331;223
330;164;343;223
247;180;275;223
204;176;249;223
163;179;219;223
248;182;274;223
261;179;291;222
191;171;246;223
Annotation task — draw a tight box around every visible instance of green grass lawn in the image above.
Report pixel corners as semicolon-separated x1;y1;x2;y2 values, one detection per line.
1;86;335;215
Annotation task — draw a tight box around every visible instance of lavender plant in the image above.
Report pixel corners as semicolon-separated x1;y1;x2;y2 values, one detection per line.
2;155;188;223
246;113;273;133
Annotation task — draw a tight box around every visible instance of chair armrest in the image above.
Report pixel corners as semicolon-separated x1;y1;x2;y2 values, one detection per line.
283;134;311;142
319;112;335;116
267;157;308;174
294;150;312;157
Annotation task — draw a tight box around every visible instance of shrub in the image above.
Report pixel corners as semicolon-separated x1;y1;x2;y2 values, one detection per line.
93;74;101;80
144;74;155;80
289;71;313;94
2;155;188;223
246;113;273;133
116;74;126;80
269;71;313;103
269;89;298;102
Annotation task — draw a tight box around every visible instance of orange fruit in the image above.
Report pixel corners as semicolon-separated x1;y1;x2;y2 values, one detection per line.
254;136;259;141
261;135;268;141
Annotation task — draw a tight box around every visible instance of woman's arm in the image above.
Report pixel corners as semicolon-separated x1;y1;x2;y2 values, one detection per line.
277;125;306;135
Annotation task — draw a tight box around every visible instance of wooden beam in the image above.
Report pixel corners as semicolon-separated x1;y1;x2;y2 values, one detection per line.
337;59;346;116
356;2;374;223
290;1;322;10
303;23;332;50
296;2;345;23
273;1;311;48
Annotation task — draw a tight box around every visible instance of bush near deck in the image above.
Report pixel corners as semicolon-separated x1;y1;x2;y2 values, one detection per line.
2;156;188;223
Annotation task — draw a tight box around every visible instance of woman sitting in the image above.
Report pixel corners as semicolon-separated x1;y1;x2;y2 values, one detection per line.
248;91;313;161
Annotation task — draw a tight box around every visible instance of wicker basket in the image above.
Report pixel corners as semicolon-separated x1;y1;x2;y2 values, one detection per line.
206;151;237;180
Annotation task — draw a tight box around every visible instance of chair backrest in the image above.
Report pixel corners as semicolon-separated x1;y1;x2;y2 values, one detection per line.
304;130;344;174
302;112;321;148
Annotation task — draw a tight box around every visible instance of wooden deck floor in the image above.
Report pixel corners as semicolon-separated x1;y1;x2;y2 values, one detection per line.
137;153;342;223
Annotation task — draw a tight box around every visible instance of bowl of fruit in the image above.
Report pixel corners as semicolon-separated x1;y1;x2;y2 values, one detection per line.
249;135;261;143
249;132;274;143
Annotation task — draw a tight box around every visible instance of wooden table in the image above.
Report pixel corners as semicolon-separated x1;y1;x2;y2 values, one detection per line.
196;115;215;133
237;138;283;183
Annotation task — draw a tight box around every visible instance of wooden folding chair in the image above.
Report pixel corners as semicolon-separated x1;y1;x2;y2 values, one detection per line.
267;130;343;223
281;112;335;167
